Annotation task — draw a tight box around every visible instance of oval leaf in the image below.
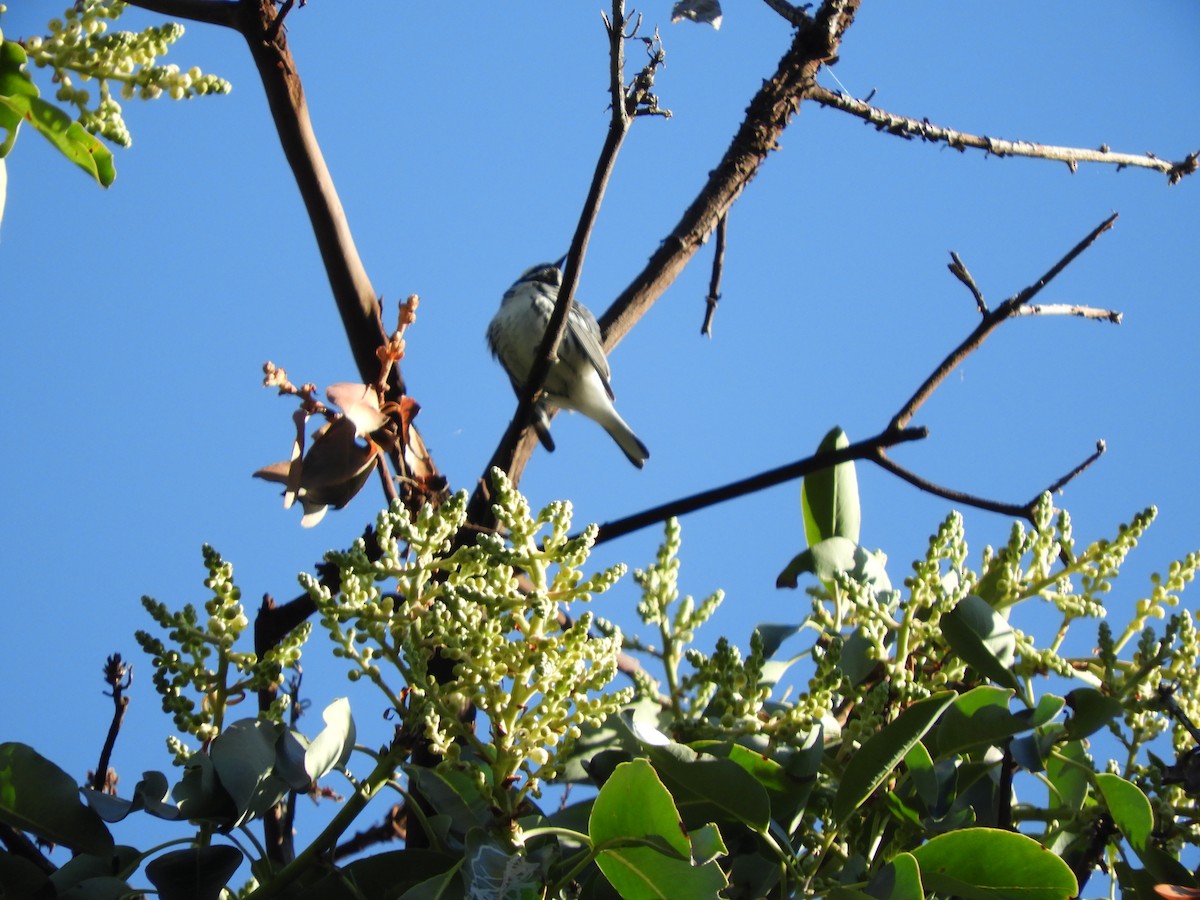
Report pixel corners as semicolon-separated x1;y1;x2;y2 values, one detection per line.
832;692;956;826
0;742;113;856
801;427;861;545
911;828;1076;899
590;759;727;899
1096;773;1153;853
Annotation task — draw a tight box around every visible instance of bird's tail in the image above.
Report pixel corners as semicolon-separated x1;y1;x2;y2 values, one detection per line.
531;402;556;452
601;411;649;469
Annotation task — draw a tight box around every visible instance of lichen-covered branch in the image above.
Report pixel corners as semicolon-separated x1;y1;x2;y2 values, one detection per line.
809;84;1200;184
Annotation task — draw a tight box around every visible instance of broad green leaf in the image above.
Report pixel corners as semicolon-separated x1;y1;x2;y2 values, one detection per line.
1064;687;1122;740
646;743;771;832
777;536;890;590
209;719;289;826
801;427;861;545
910;828;1077;900
296;850;460;900
51;854;136;900
172;751;234;822
832;692;956;826
757;623;802;658
940;596;1020;691
144;845;243;900
1046;739;1089;818
405;765;490;835
929;686;1022;758
398;859;464;900
0;742;113;856
0;850;51;897
590;759;727;899
903;741;939;811
85;770;180;822
0;39;33;157
864;851;923;900
23;96;116;186
0;93;28;157
277;697;356;789
1016;693;1067;730
1095;773;1152;853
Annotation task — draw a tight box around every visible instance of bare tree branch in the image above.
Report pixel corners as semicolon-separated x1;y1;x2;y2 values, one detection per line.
701;212;727;336
591;426;927;544
598;0;862;347
809;84;1200;184
891;213;1119;432
465;4;664;530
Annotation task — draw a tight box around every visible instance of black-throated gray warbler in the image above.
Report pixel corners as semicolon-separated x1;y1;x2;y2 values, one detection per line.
487;261;649;468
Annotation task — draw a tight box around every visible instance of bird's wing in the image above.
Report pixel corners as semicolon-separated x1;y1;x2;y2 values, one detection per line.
567;301;613;391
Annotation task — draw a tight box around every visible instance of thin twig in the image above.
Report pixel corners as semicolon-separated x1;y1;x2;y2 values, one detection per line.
591;426;927;543
892;213;1118;432
91;654;131;793
1015;303;1122;324
701;213;727;336
948;251;987;314
599;1;862;346
809;84;1200;184
465;0;644;529
761;0;811;26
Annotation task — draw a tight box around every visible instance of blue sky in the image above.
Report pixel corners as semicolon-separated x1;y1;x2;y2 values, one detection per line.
1;0;1199;871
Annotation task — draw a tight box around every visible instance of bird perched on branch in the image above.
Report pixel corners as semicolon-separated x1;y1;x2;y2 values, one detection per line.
487;260;649;468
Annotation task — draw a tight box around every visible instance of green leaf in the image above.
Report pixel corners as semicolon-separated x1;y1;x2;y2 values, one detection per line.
0;849;52;897
84;770;180;822
832;692;956;826
802;427;861;545
864;851;924;900
910;828;1077;900
277;697;356;789
0;743;114;856
296;850;460;900
646;743;771;833
1064;687;1123;740
929;686;1023;758
209;719;289;827
1095;773;1153;853
4;93;115;186
405;766;491;835
144;845;243;900
590;759;728;899
940;596;1020;692
1045;739;1089;819
777;536;890;590
903;741;939;811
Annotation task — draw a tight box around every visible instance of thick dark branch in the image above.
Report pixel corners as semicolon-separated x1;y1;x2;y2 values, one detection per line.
591;426;926;543
809;84;1200;184
598;0;861;347
124;0;240;27
891;213;1118;432
235;1;391;394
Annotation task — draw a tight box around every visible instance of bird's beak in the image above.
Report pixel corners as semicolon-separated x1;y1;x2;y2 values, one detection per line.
554;253;568;270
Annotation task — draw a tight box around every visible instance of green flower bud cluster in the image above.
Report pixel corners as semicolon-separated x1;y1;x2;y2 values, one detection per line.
310;471;633;816
20;0;229;147
136;544;308;745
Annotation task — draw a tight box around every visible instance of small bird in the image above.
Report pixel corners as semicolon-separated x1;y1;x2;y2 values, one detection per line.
487;260;649;468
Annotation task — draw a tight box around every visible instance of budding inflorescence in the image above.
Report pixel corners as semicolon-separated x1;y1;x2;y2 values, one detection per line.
21;0;230;147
